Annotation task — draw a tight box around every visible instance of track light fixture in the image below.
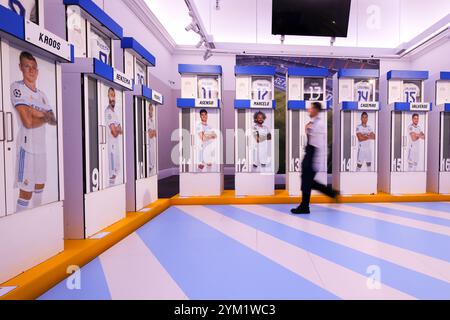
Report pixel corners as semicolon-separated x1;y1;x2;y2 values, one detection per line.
203;49;213;61
196;38;206;48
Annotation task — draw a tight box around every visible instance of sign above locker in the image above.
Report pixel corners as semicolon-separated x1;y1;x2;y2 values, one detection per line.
121;37;156;67
0;5;74;62
64;0;123;39
66;58;133;91
142;86;164;105
394;102;432;112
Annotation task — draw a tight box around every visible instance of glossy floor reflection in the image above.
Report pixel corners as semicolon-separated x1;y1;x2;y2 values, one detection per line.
39;202;450;300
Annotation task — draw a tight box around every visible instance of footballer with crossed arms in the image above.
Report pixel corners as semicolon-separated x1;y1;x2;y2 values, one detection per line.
11;51;57;212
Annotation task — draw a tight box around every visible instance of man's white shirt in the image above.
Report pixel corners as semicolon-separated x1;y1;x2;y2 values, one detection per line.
253;123;271;165
356;124;374;163
105;105;120;152
408;123;423;164
11;80;52;155
306;116;326;172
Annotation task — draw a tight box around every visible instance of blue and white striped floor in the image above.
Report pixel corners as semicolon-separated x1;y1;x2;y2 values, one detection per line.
39;202;450;300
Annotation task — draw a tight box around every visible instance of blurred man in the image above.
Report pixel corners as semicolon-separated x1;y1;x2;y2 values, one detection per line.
252;111;272;170
196;109;217;171
408;113;425;171
291;102;338;215
105;87;122;186
356;112;376;171
11;51;57;212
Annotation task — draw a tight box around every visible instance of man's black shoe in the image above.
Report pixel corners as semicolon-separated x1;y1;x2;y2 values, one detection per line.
291;207;310;214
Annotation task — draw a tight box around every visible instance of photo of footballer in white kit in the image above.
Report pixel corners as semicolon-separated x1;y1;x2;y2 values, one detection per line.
355;112;376;172
104;86;124;186
0;0;38;24
9;50;59;213
147;103;157;177
252;111;273;173
195;109;219;172
407;113;426;172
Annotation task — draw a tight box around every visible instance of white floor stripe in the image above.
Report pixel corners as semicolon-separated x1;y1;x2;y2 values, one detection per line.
235;205;450;284
99;232;188;300
318;203;450;237
177;205;414;300
375;203;450;221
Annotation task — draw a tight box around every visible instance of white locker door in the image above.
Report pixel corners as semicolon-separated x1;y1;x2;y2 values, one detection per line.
391;111;404;172
191;108;199;173
403;111;427;172
0;43;5;217
350;111;358;171
441;112;450;172
84;76;103;193
134;97;145;180
288;110;302;173
147;102;158;177
235;109;248;173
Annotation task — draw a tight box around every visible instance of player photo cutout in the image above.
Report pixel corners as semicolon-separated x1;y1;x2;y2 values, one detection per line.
11;51;58;213
105;88;123;186
408;113;426;172
356;112;376;172
1;0;38;23
252;111;272;173
147;104;157;177
196;109;218;172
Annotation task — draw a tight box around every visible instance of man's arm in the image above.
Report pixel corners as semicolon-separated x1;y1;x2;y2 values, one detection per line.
16;105;47;129
356;132;369;142
109;124;123;138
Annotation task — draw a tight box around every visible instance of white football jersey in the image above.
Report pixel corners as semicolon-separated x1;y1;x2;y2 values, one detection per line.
252;79;272;101
90;30;111;64
105;105;121;152
11;80;52;155
356;124;374;147
408;124;423;146
3;0;37;22
198;78;218;99
196;122;214;144
135;61;147;86
403;83;421;103
67;6;86;56
354;81;372;102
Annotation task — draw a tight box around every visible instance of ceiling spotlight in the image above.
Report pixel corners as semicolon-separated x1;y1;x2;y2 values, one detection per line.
196;38;206;48
185;22;200;33
203;49;213;61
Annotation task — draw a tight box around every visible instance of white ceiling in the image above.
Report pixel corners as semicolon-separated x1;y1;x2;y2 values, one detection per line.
144;0;450;52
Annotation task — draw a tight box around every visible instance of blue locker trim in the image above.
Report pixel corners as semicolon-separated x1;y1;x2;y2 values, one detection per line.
70;43;75;63
287;100;307;110
0;4;25;39
177;98;220;108
235;66;276;76
93;58;114;82
338;69;379;79
445;103;450;112
287;67;329;77
387;70;429;80
440;72;450;80
393;102;432;111
121;37;156;66
63;0;123;39
178;64;222;75
341;101;359;110
327;99;332;109
234;99;251;109
142;86;152;100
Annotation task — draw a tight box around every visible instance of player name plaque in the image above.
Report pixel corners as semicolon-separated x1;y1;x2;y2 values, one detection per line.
358;101;379;110
195;99;218;108
251;100;272;108
113;70;133;90
152;90;163;104
24;20;72;61
410;102;431;111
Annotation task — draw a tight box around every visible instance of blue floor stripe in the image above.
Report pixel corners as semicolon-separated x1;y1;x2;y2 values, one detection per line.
135;206;337;300
207;205;450;299
348;203;450;227
265;204;450;262
401;202;450;213
38;258;111;300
